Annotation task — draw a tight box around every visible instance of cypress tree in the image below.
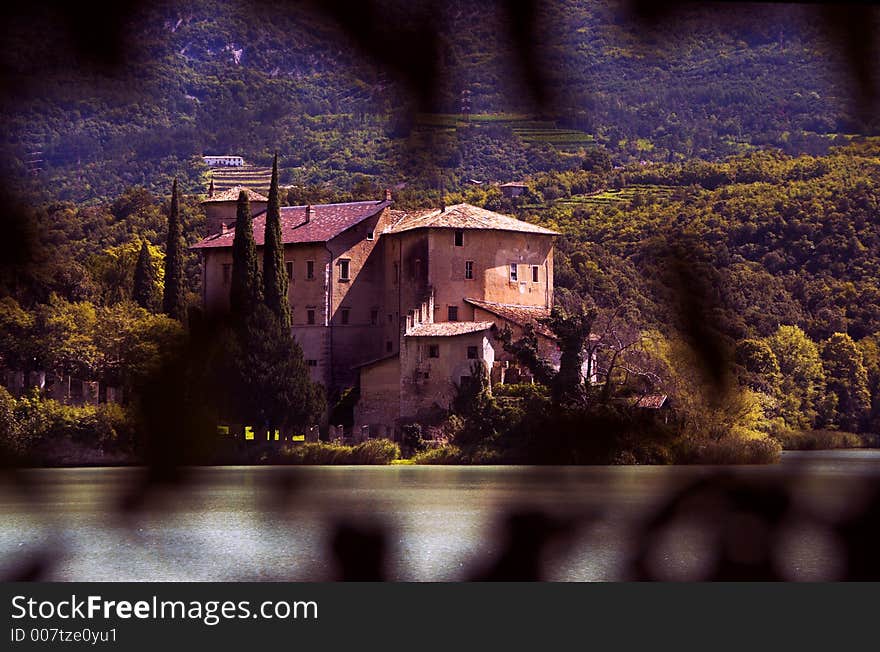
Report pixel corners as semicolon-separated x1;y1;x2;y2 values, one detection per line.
162;178;186;321
132;239;157;311
263;153;290;330
230;190;262;318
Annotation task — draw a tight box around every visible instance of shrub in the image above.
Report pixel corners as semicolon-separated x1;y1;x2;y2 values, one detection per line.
774;429;865;450
351;439;400;464
0;385;26;455
676;435;782;464
283;442;353;464
412;445;464;465
281;439;399;464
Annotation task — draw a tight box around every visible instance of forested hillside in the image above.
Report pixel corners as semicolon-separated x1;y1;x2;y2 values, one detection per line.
0;0;873;202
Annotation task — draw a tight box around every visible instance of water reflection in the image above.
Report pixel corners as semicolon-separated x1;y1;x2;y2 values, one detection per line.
1;451;879;581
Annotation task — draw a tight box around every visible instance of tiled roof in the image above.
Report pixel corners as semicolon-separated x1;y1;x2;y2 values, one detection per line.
385;203;558;235
406;321;495;337
200;186;268;203
634;394;668;409
192;200;391;249
465;299;554;338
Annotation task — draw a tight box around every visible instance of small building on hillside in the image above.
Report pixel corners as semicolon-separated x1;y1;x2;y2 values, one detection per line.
500;181;528;198
203;155;245;167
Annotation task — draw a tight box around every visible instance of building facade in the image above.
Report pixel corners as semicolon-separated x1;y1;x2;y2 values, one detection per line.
192;195;563;436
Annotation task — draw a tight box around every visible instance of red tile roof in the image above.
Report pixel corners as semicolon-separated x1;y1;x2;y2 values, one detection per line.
385;203;558;235
200;186;268;203
406;321;495;337
192;200;391;249
465;299;555;338
634;394;668;409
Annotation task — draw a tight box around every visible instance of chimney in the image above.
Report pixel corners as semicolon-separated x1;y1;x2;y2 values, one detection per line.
305;204;312;223
384;188;392;202
220;223;228;234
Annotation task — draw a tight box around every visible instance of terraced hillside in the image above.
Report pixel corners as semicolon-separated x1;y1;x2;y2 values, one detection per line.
556;184;678;207
208;165;272;195
416;113;596;152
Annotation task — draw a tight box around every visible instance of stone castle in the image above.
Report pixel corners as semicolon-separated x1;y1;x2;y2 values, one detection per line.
192;186;565;437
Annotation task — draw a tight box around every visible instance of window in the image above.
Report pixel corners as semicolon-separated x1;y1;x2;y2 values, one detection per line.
306;260;315;280
467;346;478;359
341;308;350;325
393;262;399;285
339;259;351;281
387;313;394;324
448;306;459;321
367;230;374;241
465;260;474;280
509;263;518;282
454;230;464;247
532;265;539;283
428;345;440;358
286;261;294;280
386;341;392;353
307;360;318;367
222;263;231;286
370;309;378;326
307;308;316;325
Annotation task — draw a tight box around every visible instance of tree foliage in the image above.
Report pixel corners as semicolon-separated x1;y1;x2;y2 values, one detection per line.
162;179;187;321
229;190;262;319
262;153;290;330
132;239;160;311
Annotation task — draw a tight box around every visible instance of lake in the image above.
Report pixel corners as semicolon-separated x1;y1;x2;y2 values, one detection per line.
2;450;879;581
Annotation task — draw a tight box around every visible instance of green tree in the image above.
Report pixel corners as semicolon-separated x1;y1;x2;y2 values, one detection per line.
0;297;35;370
93;302;184;394
230;190;262;319
821;333;871;432
542;295;597;404
230;303;324;431
858;334;880;434
262;153;290;330
766;325;825;430
35;294;100;379
132;239;158;311
162;179;186;321
735;338;781;395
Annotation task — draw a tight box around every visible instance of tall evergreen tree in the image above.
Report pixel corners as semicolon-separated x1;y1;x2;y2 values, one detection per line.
230;303;325;431
263;153;290;330
230;190;261;318
132;239;157;311
162;179;186;321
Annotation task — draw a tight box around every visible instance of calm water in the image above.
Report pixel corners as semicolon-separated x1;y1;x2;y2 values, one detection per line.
1;450;878;581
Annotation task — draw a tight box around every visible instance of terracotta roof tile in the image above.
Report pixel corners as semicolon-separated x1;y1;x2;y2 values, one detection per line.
464;299;555;338
385;203;557;235
406;321;495;337
200;186;268;203
192;200;391;249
